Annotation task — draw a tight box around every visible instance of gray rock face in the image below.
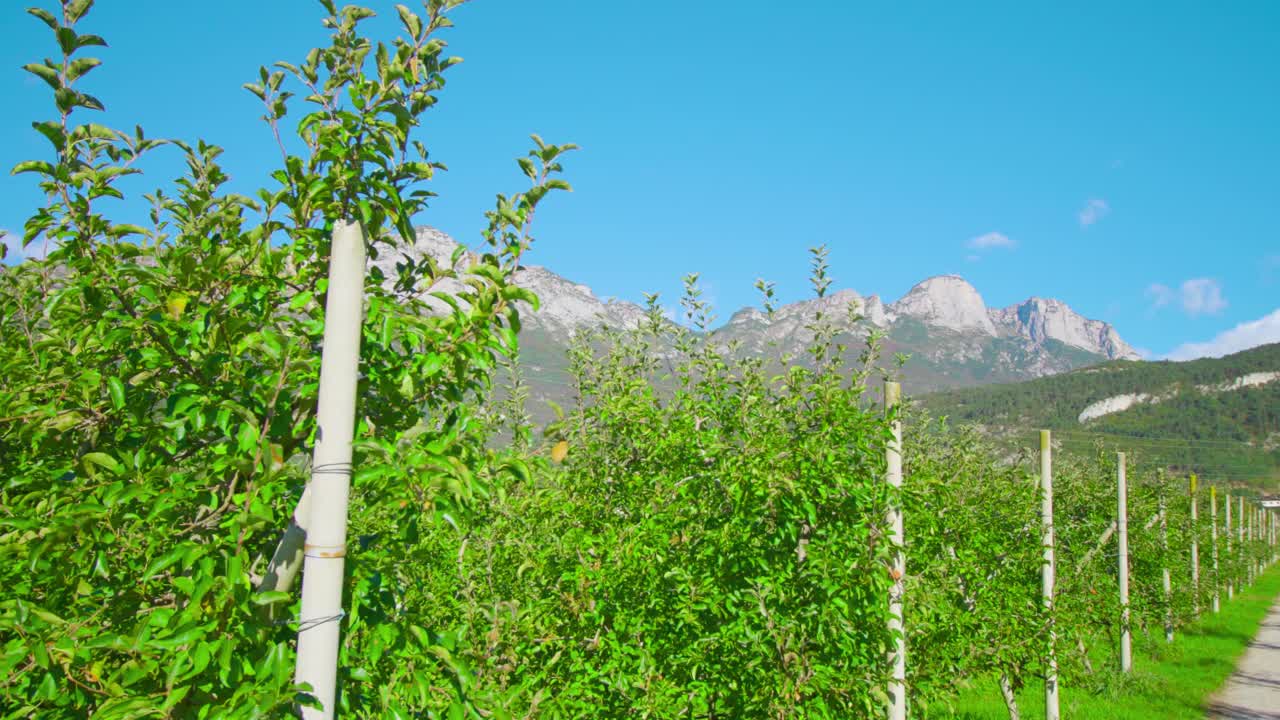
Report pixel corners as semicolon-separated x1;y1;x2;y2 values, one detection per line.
370;227;647;333
381;227;1140;396
513;265;648;334
989;297;1141;360
889;275;997;336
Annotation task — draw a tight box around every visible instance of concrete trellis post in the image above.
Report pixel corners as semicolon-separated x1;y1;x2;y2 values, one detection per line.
1211;487;1220;613
1238;496;1245;588
1040;430;1060;720
1249;505;1256;583
1190;475;1199;616
1117;453;1131;674
1159;485;1172;643
884;381;906;720
1226;490;1233;600
295;220;367;720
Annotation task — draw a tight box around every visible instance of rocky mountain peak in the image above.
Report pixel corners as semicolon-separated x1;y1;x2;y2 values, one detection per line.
377;227;1142;397
989;296;1141;360
514;265;648;334
372;227;647;336
889;275;996;336
727;288;888;331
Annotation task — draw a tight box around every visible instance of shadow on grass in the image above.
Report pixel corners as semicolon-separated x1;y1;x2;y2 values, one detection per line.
939;566;1280;719
1204;700;1280;719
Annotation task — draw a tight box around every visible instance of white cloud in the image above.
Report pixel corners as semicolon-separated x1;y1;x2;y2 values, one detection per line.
1;229;54;264
1164;309;1280;360
1179;278;1227;316
1146;278;1227;317
966;232;1016;250
1078;198;1110;227
1145;283;1174;309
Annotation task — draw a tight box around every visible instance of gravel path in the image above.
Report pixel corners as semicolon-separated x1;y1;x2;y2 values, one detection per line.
1207;596;1280;719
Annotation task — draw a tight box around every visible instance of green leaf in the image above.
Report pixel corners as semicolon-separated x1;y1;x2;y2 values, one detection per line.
75;33;107;49
26;7;58;30
236;422;259;453
109;224;148;238
11;160;55;177
66;0;95;24
67;57;101;82
30;607;67;626
395;4;422;38
31;120;66;151
501;285;539;311
82;452;120;473
502;459;532;484
517;156;537;180
107;376;126;410
35;672;56;701
288;290;315;310
22;63;60;91
142;545;188;581
421;354;445;377
56;27;79;56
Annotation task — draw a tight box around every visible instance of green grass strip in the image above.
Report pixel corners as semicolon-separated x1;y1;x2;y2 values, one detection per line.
937;562;1280;719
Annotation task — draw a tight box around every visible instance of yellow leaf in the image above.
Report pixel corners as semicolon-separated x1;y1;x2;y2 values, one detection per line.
550;440;569;464
166;293;189;320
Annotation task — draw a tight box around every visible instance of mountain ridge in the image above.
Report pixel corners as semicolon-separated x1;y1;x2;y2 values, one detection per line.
393;227;1138;362
385;227;1144;409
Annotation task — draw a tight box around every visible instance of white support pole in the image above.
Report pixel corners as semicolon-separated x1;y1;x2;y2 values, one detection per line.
1159;486;1172;643
1251;506;1255;579
1250;505;1257;583
295;220;367;720
1040;431;1060;720
1190;475;1200;616
885;381;906;720
1212;487;1221;612
1226;489;1233;599
1238;495;1245;589
1117;453;1132;674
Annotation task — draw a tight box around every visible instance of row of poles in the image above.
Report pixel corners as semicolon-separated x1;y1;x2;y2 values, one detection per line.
882;382;1280;720
287;243;1274;720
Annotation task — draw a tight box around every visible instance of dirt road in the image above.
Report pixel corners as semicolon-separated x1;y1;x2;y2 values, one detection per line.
1206;596;1280;719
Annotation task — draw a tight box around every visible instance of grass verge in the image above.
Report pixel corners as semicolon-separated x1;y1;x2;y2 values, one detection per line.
935;562;1280;719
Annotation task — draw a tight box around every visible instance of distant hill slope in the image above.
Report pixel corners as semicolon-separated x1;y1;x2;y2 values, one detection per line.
919;343;1280;488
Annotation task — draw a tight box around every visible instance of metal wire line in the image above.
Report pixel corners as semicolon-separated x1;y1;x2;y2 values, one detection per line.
1040;429;1268;450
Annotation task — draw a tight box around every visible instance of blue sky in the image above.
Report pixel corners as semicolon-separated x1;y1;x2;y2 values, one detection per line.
2;1;1278;359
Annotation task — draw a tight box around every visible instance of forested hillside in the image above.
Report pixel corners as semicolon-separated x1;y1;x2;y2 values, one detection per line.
921;343;1280;487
